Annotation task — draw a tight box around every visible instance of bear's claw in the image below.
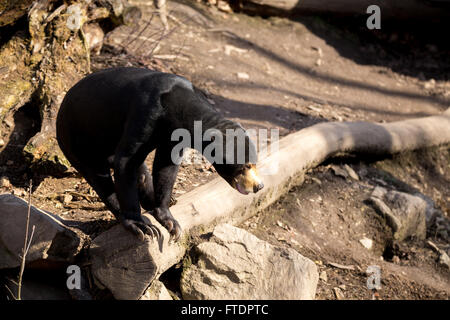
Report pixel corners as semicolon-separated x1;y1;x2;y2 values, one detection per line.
122;219;162;241
153;207;182;242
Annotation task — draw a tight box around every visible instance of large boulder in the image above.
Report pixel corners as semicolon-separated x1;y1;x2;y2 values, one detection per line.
0;194;84;269
180;224;319;300
368;187;427;241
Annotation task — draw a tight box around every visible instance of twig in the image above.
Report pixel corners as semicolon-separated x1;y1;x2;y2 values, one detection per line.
79;27;91;73
4;284;16;300
123;13;155;48
45;4;67;23
154;0;168;29
16;180;36;300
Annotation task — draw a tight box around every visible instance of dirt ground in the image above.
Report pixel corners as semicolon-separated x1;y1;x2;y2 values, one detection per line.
242;146;450;300
0;0;449;299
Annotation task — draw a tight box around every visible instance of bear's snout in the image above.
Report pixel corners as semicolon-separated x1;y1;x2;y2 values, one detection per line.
253;182;264;193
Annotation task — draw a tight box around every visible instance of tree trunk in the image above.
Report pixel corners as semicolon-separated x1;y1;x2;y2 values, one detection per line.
0;0;139;173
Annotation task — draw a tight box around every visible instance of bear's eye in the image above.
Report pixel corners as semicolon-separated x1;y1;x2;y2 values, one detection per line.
245;163;252;169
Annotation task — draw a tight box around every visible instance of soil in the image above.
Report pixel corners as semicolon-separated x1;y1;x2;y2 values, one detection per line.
241;146;450;300
0;0;449;299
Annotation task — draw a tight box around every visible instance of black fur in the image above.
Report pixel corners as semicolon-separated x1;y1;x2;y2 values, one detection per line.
56;67;255;240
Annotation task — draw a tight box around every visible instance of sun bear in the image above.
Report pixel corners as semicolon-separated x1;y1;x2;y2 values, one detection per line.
56;67;263;241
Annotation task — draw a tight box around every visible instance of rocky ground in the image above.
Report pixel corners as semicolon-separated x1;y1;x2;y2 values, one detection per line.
0;1;449;299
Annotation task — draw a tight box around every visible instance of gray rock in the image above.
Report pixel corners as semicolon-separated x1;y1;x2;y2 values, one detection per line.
368;187;427;241
0;194;84;269
414;193;449;241
140;280;173;300
344;164;359;180
427;240;450;269
331;165;348;179
181;224;319;300
438;251;450;269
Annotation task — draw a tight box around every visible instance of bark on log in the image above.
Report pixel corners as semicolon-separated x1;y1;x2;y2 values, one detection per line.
0;0;36;26
90;109;450;299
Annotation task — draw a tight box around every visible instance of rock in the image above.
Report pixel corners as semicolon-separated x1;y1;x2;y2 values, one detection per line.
333;287;345;300
331;165;348;179
311;46;323;57
438;252;450;269
343;164;359;180
392;255;400;264
0;139;5;147
0;176;11;188
423;79;435;90
61;194;73;205
217;1;233;13
319;271;328;282
368;187;427;241
224;45;247;56
331;164;359;181
237;72;249;80
427;240;450;269
328;262;355;270
307;105;322;113
0;194;84;269
140;280;173;300
415;193;450;241
180;224;319;300
359;237;373;250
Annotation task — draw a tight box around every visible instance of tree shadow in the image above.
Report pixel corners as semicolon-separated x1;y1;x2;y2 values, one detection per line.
205;90;326;133
231;0;450;82
0;100;72;189
0;102;41;188
207;79;433;119
292;13;450;82
218;29;449;110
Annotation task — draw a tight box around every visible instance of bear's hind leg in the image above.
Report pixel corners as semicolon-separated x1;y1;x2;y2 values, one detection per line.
81;163;161;241
138;163;156;211
138;163;177;212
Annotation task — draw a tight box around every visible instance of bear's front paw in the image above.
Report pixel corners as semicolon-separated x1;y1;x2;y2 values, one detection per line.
153;207;182;242
122;219;162;241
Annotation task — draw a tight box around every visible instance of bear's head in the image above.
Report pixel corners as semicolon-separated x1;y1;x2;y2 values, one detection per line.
204;121;264;195
214;162;264;195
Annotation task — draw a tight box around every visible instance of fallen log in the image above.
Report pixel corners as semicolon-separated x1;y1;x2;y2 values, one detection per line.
90;108;450;299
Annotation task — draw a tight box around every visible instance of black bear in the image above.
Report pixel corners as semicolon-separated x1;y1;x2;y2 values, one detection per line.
56;67;263;241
